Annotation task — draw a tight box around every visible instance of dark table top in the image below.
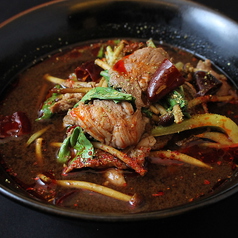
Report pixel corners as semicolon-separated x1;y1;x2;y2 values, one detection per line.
1;0;238;237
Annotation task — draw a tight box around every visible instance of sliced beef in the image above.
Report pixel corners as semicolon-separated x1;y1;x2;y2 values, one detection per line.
61;79;96;89
64;100;147;149
63;149;128;173
125;146;151;169
64;146;151;174
109;47;169;107
50;93;83;114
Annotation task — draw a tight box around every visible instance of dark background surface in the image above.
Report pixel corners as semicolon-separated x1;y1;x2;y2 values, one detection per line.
1;0;238;237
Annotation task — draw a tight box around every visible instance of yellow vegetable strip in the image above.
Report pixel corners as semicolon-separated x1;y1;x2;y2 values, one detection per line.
199;142;238;149
26;125;52;147
101;78;108;87
155;103;167;115
44;74;66;84
37;83;48;108
149;150;212;169
105;46;114;65
150;105;160;115
35;138;44;166
44;74;95;88
95;59;110;70
50;142;62;147
187;95;233;110
200;142;238;149
92;142;146;175
97;77;108;88
50;87;91;94
71;82;96;89
110;40;125;65
152;113;238;143
37;174;134;203
195;132;233;145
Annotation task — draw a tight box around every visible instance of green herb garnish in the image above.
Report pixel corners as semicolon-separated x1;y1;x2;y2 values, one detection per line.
36;85;62;121
79;87;135;104
57;126;94;164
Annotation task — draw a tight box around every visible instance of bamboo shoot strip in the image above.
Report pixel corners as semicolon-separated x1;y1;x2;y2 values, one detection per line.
50;87;91;94
44;74;66;84
35;138;44;166
110;40;125;65
95;59;110;70
37;174;135;203
195;132;233;145
187;95;233;109
199;142;238;149
26;125;52;147
44;74;96;88
149;150;213;169
92;142;147;175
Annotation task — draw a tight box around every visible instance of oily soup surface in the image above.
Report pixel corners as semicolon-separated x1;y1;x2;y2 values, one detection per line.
0;41;237;213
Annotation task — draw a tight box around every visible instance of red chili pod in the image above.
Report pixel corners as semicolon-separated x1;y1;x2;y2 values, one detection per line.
75;60;102;82
0;112;31;139
194;71;222;96
147;59;185;102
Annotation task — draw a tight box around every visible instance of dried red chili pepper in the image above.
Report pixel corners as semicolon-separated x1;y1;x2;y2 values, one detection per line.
194;71;222;96
75;60;102;82
147;59;185;102
0;112;31;139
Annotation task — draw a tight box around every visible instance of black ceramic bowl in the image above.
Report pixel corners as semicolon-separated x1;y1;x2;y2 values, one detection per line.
1;0;238;221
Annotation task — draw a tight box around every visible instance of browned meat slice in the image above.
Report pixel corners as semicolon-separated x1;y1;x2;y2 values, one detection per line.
63;100;146;149
50;93;83;114
125;146;152;168
109;47;169;107
63;149;128;173
64;145;151;175
61;79;96;89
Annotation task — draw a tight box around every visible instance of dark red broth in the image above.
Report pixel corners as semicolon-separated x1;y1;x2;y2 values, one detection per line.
0;40;237;214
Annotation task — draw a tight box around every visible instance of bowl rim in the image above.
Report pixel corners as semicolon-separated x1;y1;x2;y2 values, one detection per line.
1;0;238;221
0;0;65;28
1;179;238;221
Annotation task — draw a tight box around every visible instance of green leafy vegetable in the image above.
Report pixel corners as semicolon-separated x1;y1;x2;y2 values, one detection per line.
57;136;71;163
97;45;105;58
57;126;94;164
146;38;156;48
100;70;110;84
142;107;153;118
163;87;187;111
36;86;62;121
79;87;135;104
